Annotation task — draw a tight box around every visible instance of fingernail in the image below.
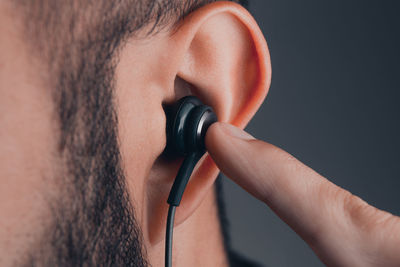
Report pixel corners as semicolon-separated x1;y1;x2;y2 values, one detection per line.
220;122;255;141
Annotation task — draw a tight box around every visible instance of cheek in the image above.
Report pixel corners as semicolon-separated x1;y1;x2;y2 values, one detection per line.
0;56;57;263
116;80;167;225
115;38;173;227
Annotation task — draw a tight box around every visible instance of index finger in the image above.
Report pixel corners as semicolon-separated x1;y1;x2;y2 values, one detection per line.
205;122;400;266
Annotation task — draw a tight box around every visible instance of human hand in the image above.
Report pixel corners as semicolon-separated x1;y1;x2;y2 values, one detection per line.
206;122;400;267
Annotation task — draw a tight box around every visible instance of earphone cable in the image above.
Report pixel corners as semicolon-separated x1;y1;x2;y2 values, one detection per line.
165;205;176;267
165;152;205;267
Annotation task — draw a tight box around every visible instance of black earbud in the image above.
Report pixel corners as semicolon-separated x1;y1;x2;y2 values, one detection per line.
164;95;218;205
163;96;217;267
164;95;217;157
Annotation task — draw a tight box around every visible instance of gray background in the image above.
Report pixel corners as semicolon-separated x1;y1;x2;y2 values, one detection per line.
222;0;400;266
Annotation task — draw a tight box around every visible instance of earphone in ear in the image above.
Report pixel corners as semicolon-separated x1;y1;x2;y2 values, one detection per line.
163;95;217;206
163;96;217;267
164;96;217;157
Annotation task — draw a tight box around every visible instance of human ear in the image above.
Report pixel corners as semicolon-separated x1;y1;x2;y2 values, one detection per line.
145;1;271;245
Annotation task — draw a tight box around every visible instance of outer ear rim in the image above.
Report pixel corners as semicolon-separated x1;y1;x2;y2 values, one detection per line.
171;1;272;129
220;2;271;129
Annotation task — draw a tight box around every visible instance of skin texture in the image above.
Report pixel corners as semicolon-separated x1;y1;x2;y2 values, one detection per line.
206;122;400;267
0;1;270;266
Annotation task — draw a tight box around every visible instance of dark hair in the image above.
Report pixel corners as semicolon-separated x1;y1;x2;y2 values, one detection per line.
12;0;250;266
13;0;248;148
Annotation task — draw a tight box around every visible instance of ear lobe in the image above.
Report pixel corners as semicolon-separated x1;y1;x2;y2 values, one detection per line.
145;1;271;245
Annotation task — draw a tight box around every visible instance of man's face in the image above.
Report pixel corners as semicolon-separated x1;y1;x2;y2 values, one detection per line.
0;1;157;265
0;0;237;264
0;0;266;265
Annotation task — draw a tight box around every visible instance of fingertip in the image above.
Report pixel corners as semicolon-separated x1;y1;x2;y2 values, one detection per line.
204;122;223;151
219;122;255;140
206;122;254;148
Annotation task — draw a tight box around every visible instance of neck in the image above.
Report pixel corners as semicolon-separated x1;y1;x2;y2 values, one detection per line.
147;189;229;266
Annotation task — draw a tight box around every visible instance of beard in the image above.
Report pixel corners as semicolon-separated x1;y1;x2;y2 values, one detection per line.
25;46;149;267
21;15;148;267
12;1;239;265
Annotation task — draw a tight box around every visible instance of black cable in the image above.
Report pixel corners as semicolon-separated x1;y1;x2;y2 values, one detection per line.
167;152;203;206
165;205;176;267
165;152;204;267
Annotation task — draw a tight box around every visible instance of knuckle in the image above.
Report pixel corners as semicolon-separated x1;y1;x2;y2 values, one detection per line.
342;191;387;234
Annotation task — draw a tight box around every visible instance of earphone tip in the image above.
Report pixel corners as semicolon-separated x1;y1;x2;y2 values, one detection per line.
162;96;217;157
